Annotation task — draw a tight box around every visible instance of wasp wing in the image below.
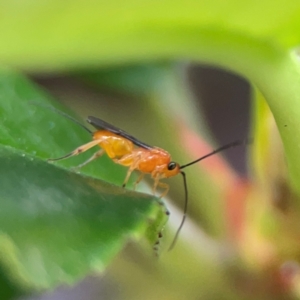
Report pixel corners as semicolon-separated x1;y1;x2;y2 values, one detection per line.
87;116;153;150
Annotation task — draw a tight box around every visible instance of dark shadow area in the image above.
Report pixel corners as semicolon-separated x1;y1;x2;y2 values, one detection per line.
188;65;251;175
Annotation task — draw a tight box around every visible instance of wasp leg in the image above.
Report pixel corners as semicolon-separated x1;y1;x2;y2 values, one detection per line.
157;181;169;199
48;139;103;162
133;173;145;190
152;177;170;216
115;153;143;188
72;149;104;172
153;178;170;199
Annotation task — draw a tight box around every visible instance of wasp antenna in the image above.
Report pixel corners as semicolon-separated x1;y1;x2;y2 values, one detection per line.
168;171;188;251
29;102;92;134
180;138;252;169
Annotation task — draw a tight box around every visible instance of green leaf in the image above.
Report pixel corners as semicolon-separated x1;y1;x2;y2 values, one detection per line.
0;146;163;289
0;70;167;290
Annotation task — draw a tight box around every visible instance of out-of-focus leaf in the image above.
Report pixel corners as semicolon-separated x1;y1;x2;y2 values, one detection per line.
1;1;300;71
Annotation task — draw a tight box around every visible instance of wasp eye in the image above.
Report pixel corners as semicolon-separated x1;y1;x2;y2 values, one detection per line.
167;162;177;171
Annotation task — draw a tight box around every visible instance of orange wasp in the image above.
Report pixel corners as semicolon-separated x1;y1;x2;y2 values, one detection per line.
41;105;248;250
